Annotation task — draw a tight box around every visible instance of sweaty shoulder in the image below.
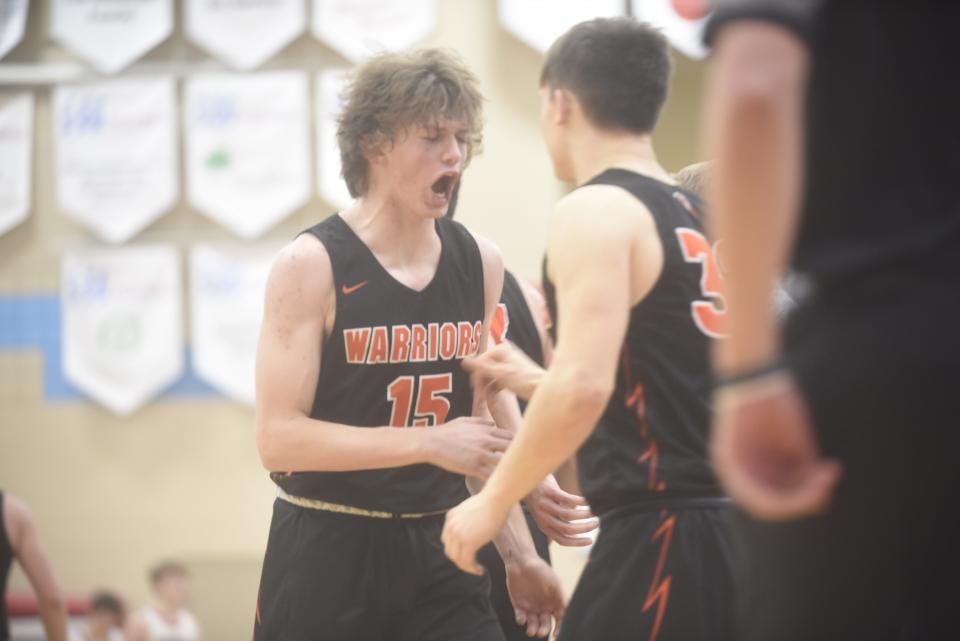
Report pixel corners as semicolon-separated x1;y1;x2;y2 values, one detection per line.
265;233;335;323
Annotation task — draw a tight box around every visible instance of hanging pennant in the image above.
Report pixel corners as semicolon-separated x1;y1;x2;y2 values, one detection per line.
53;77;178;244
311;0;437;63
0;92;32;237
498;0;624;54
62;244;184;416
632;0;711;60
189;244;276;406
185;0;306;71
315;69;352;210
51;0;173;73
0;0;28;60
184;71;310;238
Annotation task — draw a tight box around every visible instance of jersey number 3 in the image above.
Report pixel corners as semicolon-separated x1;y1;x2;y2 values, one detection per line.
387;374;452;427
675;228;728;339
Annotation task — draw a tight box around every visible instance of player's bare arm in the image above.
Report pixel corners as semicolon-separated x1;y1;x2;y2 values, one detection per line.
4;494;68;641
467;276;586;504
254;233;510;478
443;184;660;573
464;232;566;639
706;20;840;521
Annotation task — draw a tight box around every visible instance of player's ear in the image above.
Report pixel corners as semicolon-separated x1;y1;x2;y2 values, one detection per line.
553;89;575;126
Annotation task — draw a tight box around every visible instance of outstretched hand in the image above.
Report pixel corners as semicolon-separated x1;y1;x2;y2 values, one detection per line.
463;342;544;401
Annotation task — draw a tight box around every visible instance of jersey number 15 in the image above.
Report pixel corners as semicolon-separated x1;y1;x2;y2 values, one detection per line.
387;374;452;427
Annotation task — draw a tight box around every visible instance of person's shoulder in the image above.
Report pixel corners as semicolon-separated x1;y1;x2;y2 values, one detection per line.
552;183;653;236
265;233;335;306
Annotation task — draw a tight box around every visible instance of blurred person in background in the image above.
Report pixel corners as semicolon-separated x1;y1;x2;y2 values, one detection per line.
705;1;960;639
70;591;124;641
0;491;68;641
125;562;199;641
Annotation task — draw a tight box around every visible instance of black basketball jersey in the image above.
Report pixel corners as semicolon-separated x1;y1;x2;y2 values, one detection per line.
271;214;486;513
543;169;723;515
0;492;12;641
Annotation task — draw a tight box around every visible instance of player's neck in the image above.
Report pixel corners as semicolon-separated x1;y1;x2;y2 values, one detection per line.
343;193;439;265
569;130;674;186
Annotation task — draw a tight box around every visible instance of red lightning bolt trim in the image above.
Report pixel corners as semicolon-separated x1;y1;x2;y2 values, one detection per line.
642;514;676;641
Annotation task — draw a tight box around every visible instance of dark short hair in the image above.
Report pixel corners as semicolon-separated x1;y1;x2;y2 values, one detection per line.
540;18;672;133
338;48;484;198
90;591;124;618
149;560;187;585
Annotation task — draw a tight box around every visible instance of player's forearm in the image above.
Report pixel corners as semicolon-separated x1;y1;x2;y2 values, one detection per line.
256;414;429;472
465;477;539;566
38;597;68;641
483;362;607;511
706;25;808;374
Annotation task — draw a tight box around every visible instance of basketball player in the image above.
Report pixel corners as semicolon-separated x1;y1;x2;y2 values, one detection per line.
125;562;199;641
447;188;596;640
252;49;564;641
705;2;960;639
444;18;736;641
0;491;68;641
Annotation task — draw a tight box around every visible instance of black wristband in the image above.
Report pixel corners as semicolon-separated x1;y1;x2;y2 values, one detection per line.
714;357;786;389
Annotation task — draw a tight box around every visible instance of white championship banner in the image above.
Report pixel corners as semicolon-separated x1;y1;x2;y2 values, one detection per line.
51;0;173;73
189;244;276;406
311;0;437;63
62;244;184;416
498;0;624;53
0;0;28;60
185;0;306;71
315;69;352;210
632;0;711;60
53;76;178;244
184;71;310;238
0;91;32;237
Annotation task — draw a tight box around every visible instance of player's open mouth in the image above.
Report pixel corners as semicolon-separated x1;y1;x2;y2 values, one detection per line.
431;171;459;204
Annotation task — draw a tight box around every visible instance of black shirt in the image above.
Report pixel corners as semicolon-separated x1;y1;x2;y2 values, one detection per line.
707;1;960;288
543;170;722;515
271;215;486;513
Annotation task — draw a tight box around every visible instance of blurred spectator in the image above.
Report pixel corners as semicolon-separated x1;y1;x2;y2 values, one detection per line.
125;562;199;641
69;591;124;641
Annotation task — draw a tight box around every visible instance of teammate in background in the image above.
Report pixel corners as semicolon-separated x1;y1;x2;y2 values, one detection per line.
705;2;959;639
70;591;124;641
446;187;596;640
444;18;736;641
0;491;68;641
125;562;199;641
674;161;796;316
252;49;564;641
